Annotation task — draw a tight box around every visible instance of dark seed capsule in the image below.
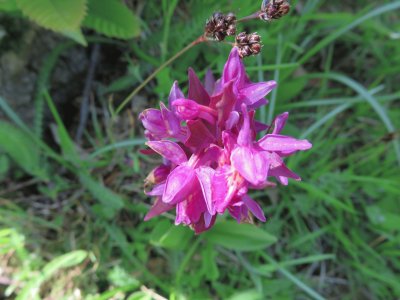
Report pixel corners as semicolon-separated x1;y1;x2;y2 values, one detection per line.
260;0;290;21
205;12;237;41
235;32;262;58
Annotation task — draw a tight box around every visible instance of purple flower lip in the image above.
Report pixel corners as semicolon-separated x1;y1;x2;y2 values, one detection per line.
140;47;312;233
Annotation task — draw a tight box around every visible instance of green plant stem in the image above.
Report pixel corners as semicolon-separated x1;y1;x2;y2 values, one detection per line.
238;11;261;23
115;35;206;116
175;236;203;286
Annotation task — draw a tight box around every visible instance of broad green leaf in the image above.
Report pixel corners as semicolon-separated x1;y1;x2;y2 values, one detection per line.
83;0;140;39
16;0;87;32
205;220;277;251
0;121;47;179
150;219;192;250
0;0;18;11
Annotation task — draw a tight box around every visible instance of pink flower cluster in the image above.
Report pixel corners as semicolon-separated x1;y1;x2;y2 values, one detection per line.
139;48;312;233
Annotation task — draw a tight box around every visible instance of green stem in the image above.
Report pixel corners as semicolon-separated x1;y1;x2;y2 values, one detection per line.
238;11;261;23
175;236;203;286
115;35;206;116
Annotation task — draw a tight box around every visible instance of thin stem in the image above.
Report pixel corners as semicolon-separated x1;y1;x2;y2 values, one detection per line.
115;35;206;116
238;11;261;23
175;236;203;286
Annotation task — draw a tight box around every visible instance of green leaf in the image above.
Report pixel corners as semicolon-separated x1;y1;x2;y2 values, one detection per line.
16;0;87;32
150;219;192;250
0;121;47;179
276;77;308;102
42;250;88;278
62;28;87;46
0;0;18;11
83;0;140;39
205;220;277;251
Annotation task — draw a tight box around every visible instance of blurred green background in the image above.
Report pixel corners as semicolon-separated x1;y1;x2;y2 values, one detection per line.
1;0;400;299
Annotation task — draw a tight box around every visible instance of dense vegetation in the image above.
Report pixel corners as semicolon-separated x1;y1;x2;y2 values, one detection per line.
1;1;399;299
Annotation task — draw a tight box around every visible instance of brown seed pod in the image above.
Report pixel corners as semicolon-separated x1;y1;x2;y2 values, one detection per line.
260;0;290;21
235;32;262;58
205;12;237;41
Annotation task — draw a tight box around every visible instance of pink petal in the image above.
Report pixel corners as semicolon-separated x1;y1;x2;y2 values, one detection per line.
271;112;289;134
204;69;216;95
163;165;197;204
195;166;215;214
225;111;240;130
175;188;206;225
172;98;200;120
258;134;312;153
223;47;245;85
231;147;269;186
168;81;185;106
139;109;166;137
146;140;187;165
237;104;252;147
212;165;241;214
160;102;181;137
193;214;217;234
145;183;165;196
185;120;216;151
188;68;210;106
239;81;276;106
267;152;301;184
144;197;174;221
242;195;266;222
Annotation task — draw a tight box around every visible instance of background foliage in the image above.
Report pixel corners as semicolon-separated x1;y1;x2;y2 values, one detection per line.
1;0;400;299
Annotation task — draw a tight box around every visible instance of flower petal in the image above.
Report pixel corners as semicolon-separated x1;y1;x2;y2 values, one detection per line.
144;197;174;221
212;165;241;214
231;147;269;186
139;109;166;137
163;165;197;204
271;112;289;134
172;98;200;120
258;134;312;153
145;183;165;196
175;187;206;225
195;166;215;214
239;81;276;106
188;68;210;106
225;111;240;130
146;140;187;165
185;120;216;151
168;81;185;106
242;195;266;222
223;47;245;85
160;102;181;137
204;69;216;95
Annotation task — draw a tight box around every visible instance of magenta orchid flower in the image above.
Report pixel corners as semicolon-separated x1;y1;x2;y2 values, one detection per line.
140;47;312;233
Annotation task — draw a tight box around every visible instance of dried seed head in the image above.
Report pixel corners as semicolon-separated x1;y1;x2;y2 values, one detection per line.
205;12;237;41
260;0;290;22
235;32;262;58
